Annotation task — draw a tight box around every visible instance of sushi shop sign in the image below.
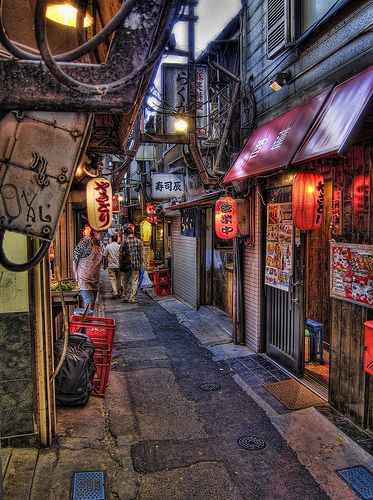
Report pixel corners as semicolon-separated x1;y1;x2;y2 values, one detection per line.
151;174;184;200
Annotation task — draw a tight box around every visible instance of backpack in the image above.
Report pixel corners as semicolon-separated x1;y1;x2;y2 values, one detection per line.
120;241;132;272
55;333;96;406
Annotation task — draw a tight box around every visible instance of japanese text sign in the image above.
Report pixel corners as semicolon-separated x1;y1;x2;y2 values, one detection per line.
151;174;184;200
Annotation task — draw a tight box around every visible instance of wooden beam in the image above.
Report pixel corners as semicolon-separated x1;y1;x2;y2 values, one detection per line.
140;133;190;144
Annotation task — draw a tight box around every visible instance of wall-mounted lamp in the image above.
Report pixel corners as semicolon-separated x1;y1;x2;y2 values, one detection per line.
174;115;189;135
269;72;290;92
46;1;93;28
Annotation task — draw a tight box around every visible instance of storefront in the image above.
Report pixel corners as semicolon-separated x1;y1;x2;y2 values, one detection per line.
224;66;373;430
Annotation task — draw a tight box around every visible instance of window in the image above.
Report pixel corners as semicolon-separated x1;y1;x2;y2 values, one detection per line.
300;0;337;33
266;0;341;59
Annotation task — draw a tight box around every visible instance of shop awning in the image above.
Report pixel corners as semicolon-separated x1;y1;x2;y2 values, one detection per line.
223;91;329;184
293;66;373;163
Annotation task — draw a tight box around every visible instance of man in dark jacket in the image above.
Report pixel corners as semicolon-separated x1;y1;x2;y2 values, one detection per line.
119;225;143;303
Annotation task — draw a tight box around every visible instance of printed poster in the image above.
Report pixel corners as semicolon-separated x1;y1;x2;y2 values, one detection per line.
265;202;293;291
330;242;373;308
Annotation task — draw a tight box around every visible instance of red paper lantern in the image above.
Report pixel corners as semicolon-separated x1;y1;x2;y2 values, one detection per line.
292;172;324;230
146;203;158;224
215;196;237;239
86;178;113;230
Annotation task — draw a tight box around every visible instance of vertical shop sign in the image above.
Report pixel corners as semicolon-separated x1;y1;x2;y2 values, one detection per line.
181;208;199;237
330;242;373;308
265;203;293;291
112;194;120;212
331;187;342;235
195;65;209;138
162;64;188;134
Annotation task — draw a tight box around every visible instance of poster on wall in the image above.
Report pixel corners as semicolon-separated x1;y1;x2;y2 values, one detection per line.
330;242;373;308
265;203;293;291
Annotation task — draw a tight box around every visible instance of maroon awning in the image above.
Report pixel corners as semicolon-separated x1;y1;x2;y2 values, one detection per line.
223;91;329;184
293;66;373;164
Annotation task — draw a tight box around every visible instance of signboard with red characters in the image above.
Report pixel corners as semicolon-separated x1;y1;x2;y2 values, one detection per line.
86;178;113;230
112;194;120;213
330;242;373;308
215;196;237;240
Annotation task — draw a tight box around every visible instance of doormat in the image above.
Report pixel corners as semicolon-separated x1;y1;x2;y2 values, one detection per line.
263;379;325;410
71;471;106;500
337;466;373;500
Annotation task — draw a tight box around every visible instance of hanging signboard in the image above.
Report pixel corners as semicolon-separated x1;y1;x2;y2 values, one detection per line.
151;174;184;199
265;202;293;291
86;178;113;230
0;111;90;241
161;63;209;138
330;242;373;308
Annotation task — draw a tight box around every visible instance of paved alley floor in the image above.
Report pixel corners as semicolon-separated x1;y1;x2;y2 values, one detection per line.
2;278;373;499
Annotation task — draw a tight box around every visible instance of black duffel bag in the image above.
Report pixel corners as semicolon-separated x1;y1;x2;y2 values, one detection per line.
55;333;95;406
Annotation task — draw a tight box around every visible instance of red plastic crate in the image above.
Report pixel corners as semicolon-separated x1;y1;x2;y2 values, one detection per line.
154;283;171;296
70;315;115;350
70;315;116;396
153;269;170;285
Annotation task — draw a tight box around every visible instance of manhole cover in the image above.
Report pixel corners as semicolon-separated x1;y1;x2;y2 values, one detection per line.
199;382;221;392
337;466;373;500
238;436;266;450
71;471;106;500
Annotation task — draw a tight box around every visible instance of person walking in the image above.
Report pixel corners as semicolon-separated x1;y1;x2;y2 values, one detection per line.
73;228;105;309
119;225;143;303
104;234;121;298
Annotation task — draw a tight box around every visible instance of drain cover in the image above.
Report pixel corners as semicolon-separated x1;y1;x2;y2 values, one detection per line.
199;382;221;391
337;466;373;500
238;436;266;451
71;471;106;500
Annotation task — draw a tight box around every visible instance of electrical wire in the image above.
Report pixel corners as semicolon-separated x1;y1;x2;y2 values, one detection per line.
34;0;182;94
0;0;137;62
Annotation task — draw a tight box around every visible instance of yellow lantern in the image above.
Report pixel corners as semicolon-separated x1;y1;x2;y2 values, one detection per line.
140;219;152;245
86;178;113;230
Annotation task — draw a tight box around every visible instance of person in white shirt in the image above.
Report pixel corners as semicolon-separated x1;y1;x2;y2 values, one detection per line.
103;234;121;298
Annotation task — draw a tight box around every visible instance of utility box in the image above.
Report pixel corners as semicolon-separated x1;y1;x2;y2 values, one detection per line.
364;321;373;375
306;319;324;364
236;199;250;237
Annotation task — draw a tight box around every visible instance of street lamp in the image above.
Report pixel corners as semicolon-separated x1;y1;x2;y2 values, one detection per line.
46;1;94;28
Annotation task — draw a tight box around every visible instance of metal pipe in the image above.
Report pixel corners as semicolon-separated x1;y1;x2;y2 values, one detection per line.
0;229;50;272
34;0;181;94
210;60;241;82
0;0;137;62
213;78;240;175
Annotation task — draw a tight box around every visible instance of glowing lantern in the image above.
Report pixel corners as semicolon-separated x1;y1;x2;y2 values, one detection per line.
215;196;237;239
140;220;152;245
146;203;158;224
112;194;120;213
292;172;324;230
86;178;113;230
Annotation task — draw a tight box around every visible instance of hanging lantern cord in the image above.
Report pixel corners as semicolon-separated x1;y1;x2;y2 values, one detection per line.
0;229;50;272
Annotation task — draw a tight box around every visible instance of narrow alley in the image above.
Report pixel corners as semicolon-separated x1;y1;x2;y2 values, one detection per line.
2;275;372;499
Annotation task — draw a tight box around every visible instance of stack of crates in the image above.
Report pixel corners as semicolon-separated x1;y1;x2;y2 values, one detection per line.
70;315;116;396
306;319;324;364
153;269;171;296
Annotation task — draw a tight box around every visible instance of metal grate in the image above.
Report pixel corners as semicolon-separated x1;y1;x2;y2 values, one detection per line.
199;382;221;392
71;471;106;500
238;436;266;451
337;466;373;500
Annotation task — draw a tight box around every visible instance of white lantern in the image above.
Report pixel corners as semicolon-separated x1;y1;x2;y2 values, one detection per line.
86;178;113;230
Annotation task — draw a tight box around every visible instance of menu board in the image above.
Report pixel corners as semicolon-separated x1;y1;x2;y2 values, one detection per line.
330;242;373;308
265;203;293;291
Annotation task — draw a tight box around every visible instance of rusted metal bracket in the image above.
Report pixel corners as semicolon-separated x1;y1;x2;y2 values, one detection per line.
0;0;164;112
188;133;219;186
140;133;190;144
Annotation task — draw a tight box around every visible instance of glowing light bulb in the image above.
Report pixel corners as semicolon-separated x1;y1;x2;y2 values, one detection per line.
174;116;188;134
46;3;93;28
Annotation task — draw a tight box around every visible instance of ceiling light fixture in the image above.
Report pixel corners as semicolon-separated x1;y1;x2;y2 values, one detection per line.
269;72;290;92
46;2;93;28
